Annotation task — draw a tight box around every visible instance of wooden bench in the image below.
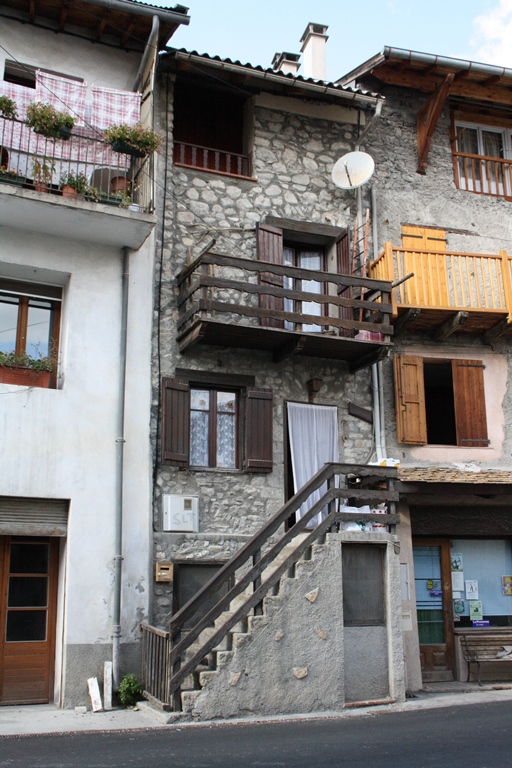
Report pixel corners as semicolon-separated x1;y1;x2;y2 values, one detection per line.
460;633;512;684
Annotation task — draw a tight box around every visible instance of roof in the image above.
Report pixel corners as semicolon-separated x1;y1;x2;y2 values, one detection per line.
163;49;383;107
0;0;190;53
338;46;512;107
399;467;512;485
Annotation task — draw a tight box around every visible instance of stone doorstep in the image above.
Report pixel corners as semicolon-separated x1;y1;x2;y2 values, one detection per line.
136;700;191;725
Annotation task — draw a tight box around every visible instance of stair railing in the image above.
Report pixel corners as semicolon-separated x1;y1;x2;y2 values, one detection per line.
141;462;398;709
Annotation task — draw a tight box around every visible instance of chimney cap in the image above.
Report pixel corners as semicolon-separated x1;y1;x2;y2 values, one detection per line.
272;51;301;70
300;22;329;46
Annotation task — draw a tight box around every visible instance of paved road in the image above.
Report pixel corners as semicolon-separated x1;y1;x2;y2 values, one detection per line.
2;700;511;767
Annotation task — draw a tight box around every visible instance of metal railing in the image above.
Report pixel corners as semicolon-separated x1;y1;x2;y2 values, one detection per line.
174;141;252;179
371;243;512;317
141;462;398;709
0;117;155;212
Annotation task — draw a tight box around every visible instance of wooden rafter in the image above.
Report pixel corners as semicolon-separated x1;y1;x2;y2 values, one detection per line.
121;20;136;46
96;11;109;41
432;311;469;341
29;0;35;22
416;72;455;173
59;0;68;32
481;74;502;87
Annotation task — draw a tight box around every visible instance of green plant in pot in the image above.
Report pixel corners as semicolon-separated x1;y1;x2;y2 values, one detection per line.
0;349;56;388
103;123;161;157
31;157;56;192
60;170;89;199
26;102;75;140
0;95;17;120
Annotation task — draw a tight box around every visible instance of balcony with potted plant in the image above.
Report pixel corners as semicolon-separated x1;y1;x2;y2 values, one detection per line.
0;350;55;389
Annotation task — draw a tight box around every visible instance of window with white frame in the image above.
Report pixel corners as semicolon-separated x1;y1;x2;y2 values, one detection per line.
454;120;512;198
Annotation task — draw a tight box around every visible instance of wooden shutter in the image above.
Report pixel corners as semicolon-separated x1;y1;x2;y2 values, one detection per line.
257;223;284;328
245;388;273;472
401;226;449;308
452;360;489;447
401;226;446;251
162;378;190;466
394;355;427;444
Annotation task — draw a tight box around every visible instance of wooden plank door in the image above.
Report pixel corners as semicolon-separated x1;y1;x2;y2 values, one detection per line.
413;539;455;681
401;226;450;308
0;536;59;705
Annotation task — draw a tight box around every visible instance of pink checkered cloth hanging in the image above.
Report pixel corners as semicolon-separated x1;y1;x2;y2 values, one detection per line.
91;86;141;130
0;81;33;120
36;71;87;126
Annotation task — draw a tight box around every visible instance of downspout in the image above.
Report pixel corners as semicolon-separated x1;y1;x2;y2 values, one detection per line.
133;15;159;94
113;246;130;689
371;187;387;463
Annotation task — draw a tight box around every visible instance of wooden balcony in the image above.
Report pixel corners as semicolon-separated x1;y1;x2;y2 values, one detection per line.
173;141;253;180
176;252;393;371
371;243;512;341
453;151;512;201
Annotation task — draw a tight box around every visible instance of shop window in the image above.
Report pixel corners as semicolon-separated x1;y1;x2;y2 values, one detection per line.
394;355;488;446
162;371;272;472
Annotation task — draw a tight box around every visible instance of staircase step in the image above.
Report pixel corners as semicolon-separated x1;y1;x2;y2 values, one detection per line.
180;673;198;691
214;611;246;633
247;614;269;632
198;670;218;687
215;650;234;669
232;632;253;649
181;690;201;713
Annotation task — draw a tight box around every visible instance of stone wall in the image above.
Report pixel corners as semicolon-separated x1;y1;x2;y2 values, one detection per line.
151;75;377;624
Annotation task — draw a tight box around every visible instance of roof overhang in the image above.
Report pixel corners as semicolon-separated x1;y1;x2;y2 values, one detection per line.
163;50;383;109
0;0;190;52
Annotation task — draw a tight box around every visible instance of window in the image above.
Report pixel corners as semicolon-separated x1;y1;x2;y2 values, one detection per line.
3;60;84;89
0;279;61;373
173;76;252;178
394;355;488;446
453;119;512;198
162;372;273;472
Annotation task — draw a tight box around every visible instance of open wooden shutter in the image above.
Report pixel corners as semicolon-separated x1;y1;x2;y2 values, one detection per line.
245;387;273;472
452;360;489;447
257;223;284;328
162;378;190;466
394;354;427;444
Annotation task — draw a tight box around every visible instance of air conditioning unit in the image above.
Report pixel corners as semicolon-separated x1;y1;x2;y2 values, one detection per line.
162;494;199;532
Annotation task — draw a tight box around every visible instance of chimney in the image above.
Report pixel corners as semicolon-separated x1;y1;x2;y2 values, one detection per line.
272;51;301;76
300;22;328;80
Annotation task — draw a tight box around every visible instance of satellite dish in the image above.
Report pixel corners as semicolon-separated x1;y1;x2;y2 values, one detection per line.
331;151;375;189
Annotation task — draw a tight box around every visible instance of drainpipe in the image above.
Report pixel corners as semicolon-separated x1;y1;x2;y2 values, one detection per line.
133;15;159;94
370;186;387;463
113;247;130;689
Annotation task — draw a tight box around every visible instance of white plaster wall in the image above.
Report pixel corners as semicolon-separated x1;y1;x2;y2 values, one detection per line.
0;226;153;649
2;18;140;95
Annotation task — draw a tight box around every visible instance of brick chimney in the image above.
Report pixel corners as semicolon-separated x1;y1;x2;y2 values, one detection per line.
300;22;328;80
271;51;301;76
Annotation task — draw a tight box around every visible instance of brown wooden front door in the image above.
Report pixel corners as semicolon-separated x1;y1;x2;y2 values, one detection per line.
413;539;455;681
0;536;59;705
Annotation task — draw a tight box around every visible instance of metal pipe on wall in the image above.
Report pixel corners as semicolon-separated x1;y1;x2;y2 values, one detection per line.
133;15;159;94
370;185;387;463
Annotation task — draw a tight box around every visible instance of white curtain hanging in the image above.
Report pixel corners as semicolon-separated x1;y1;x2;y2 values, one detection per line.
287;402;339;528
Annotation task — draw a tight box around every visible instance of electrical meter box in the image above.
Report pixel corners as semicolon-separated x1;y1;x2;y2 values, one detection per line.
162;494;199;532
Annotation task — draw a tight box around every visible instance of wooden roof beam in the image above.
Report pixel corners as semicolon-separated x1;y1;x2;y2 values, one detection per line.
29;0;35;23
59;0;68;32
121;20;136;47
432;311;469;341
416;72;454;173
481;74;502;87
96;12;109;41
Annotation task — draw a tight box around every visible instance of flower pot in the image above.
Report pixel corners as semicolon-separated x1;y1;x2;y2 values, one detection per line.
111;139;145;158
59;126;72;140
111;176;129;194
35;182;50;193
0;173;24;187
61;184;78;199
0;366;51;388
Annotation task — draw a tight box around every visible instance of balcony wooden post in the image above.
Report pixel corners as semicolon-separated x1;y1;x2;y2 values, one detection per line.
500;250;512;324
384;242;398;317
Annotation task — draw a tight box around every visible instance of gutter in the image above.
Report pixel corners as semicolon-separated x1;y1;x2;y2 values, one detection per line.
133;14;159;92
382;46;512;80
80;0;190;27
172;51;383;108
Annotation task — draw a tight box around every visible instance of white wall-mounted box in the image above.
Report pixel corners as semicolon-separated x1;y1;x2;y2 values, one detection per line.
162;494;199;532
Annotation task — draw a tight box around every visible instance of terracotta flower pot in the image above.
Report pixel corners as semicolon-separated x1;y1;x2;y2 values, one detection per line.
35;182;50;194
61;184;78;199
0;366;51;388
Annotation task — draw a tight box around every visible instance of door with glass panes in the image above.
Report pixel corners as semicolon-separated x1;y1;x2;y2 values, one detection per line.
0;536;59;705
413;539;455;681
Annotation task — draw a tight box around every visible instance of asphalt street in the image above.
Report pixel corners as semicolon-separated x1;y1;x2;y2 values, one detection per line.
1;699;511;768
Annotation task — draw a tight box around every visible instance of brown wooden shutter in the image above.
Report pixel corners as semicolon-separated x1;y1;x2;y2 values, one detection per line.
452;360;489;447
393;354;427;444
257;223;284;328
401;226;447;251
245;387;273;472
162;378;190;466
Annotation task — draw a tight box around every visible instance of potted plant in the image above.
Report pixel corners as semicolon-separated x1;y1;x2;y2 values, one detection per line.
0;95;17;120
0;165;24;187
26;102;75;140
103;123;161;158
60;170;89;199
0;350;55;388
31;157;55;193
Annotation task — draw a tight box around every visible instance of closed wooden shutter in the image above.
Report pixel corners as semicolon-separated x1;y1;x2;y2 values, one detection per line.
394;354;427;444
401;226;447;251
401;226;449;307
452;360;489;447
162;378;190;466
257;223;284;328
245;388;273;472
336;232;353;337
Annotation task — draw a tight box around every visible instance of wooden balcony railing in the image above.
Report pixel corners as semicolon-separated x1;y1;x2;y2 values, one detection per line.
173;141;252;179
0;117;155;212
176;251;394;367
453;150;512;201
370;243;512;335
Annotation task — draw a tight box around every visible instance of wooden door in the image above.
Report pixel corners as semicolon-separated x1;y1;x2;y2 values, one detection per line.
401;226;450;308
0;536;59;705
413;539;455;681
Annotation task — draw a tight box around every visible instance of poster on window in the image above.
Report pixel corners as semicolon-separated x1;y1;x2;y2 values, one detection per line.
502;576;512;596
451;553;463;571
469;600;483;621
466;580;479;600
452;571;464;592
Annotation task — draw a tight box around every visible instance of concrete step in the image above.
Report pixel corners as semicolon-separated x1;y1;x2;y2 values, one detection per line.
215;650;234;669
214;610;246;633
198;670;218;687
232;632;253;649
181;690;201;713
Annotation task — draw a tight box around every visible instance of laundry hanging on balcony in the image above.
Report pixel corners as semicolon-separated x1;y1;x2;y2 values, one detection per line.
35;71;87;126
91;86;141;130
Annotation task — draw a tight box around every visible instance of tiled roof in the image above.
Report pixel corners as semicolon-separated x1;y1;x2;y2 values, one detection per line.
399;467;512;484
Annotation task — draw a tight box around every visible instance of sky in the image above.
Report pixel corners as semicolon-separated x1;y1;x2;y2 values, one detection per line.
150;0;512;81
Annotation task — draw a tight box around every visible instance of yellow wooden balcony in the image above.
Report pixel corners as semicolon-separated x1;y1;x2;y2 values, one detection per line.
370;243;512;341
